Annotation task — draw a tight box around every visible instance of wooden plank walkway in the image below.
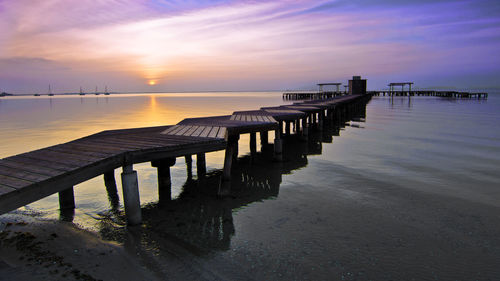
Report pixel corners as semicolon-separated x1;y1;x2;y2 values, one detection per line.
0;93;371;224
0;126;226;214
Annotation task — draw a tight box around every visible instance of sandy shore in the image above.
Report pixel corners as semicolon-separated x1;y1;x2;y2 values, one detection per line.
0;214;158;281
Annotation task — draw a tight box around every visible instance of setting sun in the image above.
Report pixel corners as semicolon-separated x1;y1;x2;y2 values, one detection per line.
148;80;157;86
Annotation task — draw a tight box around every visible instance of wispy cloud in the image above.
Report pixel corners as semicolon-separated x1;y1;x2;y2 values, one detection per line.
1;0;499;93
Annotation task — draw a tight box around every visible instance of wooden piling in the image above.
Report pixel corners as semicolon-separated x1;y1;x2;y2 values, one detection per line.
152;158;176;203
196;153;206;178
58;187;75;210
121;164;141;225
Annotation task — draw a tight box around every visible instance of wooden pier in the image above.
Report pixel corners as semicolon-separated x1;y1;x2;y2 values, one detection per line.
369;90;488;99
284;90;488;100
282;91;345;100
0;94;371;225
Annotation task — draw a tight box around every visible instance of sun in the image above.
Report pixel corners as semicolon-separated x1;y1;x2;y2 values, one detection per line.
148;80;157;86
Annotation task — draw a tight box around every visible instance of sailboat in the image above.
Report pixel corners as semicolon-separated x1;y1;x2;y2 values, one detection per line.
104;85;110;95
48;84;54;96
95;86;100;95
79;87;85;96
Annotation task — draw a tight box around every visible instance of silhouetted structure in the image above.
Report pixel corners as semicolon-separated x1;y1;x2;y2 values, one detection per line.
349;76;367;95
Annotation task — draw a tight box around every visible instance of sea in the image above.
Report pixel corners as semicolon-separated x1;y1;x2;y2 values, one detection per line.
1;91;499;280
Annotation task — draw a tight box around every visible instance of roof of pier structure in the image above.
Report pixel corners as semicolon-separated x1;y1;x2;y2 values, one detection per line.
388;82;414;86
317;83;342;86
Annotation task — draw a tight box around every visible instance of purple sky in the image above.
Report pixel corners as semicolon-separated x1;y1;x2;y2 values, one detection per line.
1;0;499;94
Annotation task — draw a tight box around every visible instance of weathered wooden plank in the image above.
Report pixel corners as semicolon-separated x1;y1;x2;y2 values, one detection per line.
198;126;213;138
62;141;125;154
184;126;199;136
174;125;192;136
251;116;258;122
0;185;16;196
0;155;124;215
88;138;159;150
116;135;192;145
62;141;127;155
78;138;146;150
107;137;167;148
47;145;112;159
230;115;236;121
256;115;265;122
0;165;52;183
191;126;206;137
0;174;33;189
17;152;91;170
208;127;220;138
216;127;227;139
0;159;68;176
8;158;69;175
161;126;178;135
25;149;103;165
162;125;182;135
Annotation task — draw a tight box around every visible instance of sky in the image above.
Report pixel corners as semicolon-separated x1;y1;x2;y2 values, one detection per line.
1;0;499;94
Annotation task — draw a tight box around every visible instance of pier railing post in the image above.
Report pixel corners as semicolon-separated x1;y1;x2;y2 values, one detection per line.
318;110;324;131
104;170;119;210
274;129;283;161
121;164;141;225
185;155;193;180
302;117;309;140
58;187;75;210
223;135;239;181
260;131;268;145
250;132;257;155
152;158;176;203
196;153;206;178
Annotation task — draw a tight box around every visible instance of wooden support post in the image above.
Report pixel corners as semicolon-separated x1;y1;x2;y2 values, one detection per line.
279;122;284;137
274;129;283;161
104;170;119;210
196;153;206;178
260;131;268;145
285;121;291;135
223;135;239;181
185;155;193;180
121;164;141;225
318;110;324;131
232;135;239;160
250;132;257;154
152;158;176;203
302;117;309;139
104;171;117;194
58;187;75;210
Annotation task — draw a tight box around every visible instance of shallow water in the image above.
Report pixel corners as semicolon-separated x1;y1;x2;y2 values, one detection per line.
1;92;500;280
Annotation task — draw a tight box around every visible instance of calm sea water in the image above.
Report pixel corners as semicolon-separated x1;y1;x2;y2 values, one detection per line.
1;92;500;280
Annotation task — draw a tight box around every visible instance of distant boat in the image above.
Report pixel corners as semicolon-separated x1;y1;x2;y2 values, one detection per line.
104;85;110;95
95;86;99;95
1;92;13;97
34;93;41;96
48;84;54;96
79;87;85;96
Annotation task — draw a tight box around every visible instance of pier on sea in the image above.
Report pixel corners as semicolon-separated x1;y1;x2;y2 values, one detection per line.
0;93;370;225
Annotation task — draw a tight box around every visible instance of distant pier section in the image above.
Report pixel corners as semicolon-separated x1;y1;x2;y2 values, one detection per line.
284;77;488;100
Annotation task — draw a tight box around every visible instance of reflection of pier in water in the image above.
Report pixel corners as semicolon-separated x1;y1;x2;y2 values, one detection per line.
95;100;369;254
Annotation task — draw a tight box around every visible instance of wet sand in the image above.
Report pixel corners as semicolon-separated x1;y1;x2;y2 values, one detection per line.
0;214;159;281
